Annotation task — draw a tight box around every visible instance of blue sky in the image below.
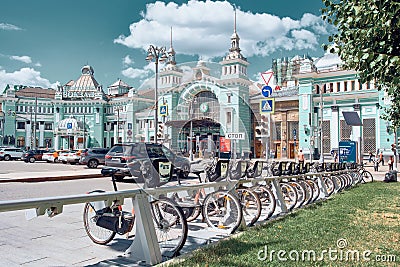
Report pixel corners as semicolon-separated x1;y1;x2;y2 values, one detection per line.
0;0;331;92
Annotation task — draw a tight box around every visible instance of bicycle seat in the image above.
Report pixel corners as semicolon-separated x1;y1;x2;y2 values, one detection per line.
101;167;120;176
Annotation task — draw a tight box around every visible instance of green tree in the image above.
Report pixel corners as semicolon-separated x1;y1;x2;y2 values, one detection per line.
321;0;400;127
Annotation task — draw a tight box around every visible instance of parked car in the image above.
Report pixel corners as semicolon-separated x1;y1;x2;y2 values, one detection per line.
79;148;109;168
0;147;24;161
65;149;85;164
58;150;70;164
104;143;191;181
22;149;48;163
42;149;68;163
58;149;84;164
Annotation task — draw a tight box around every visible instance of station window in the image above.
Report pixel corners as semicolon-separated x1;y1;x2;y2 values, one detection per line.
45;123;52;130
227;111;232;124
17;122;25;129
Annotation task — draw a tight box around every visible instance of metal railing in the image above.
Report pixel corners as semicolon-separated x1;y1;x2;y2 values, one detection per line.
0;168;352;265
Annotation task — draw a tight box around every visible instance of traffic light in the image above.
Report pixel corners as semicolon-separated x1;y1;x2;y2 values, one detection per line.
157;122;165;139
255;114;269;138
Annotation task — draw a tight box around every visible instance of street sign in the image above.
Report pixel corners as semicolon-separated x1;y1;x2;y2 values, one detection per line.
260;98;274;114
339;141;357;163
159;105;168;116
262;85;273;97
226;132;246;140
67;123;72;129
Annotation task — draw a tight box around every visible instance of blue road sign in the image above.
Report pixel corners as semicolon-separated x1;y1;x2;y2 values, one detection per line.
293;129;297;137
260;98;274;114
159;105;168;116
67;123;72;129
262;85;273;97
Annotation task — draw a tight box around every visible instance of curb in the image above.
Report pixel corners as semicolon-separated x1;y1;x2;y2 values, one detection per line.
0;173;104;183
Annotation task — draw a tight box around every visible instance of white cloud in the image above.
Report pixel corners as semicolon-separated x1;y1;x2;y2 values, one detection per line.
34;62;42;67
123;55;134;66
114;1;329;59
10;55;32;64
122;67;150;80
0;23;22;31
0;68;59;93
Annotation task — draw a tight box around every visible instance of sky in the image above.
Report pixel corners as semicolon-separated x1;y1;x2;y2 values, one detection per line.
0;0;333;92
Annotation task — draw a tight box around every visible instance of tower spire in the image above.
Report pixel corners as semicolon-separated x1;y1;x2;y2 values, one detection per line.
167;26;176;65
229;7;240;53
234;7;237;34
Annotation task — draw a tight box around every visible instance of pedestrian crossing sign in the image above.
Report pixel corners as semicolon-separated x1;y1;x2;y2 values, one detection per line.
260;98;274;114
159;105;168;116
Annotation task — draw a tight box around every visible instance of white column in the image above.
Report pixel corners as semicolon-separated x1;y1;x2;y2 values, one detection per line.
26;123;31;149
331;107;339;149
39;123;45;147
54;135;59;150
144;121;149;142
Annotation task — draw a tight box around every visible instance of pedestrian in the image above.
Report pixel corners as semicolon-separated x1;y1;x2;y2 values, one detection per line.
373;154;379;171
379;151;384;166
298;149;305;164
368;151;373;163
334;151;338;162
388;156;394;171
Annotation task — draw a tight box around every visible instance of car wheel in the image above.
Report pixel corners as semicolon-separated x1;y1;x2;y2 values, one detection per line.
179;164;190;179
54;158;59;163
29;157;35;163
70;162;76;165
4;155;11;161
87;159;99;169
62;161;67;164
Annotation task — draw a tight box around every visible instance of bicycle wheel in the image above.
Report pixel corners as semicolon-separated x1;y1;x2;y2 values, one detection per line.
202;190;243;234
289;181;306;208
299;180;313;205
255;185;276;220
307;179;320;202
151;197;188;257
361;170;373;183
279;182;298;211
237;187;261;226
83;201;116;245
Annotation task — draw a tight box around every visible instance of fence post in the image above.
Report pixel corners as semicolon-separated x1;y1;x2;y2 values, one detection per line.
125;192;162;265
272;179;288;213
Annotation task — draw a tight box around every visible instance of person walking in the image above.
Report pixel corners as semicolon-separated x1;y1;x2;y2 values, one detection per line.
388;156;394;171
379;151;384;166
298;149;305;164
373;154;379;171
368;151;373;163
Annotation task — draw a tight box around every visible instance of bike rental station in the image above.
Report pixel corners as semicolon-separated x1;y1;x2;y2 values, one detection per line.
0;154;372;265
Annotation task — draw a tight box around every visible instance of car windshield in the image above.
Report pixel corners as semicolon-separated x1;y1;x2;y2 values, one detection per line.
108;145;132;156
145;145;165;158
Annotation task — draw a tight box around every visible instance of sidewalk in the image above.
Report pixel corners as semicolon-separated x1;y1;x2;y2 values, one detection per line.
0;169;103;183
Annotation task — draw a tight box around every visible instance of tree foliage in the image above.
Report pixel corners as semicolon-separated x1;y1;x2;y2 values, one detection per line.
321;0;400;127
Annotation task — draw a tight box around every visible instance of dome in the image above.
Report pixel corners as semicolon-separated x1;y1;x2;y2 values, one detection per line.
81;65;94;75
315;53;342;70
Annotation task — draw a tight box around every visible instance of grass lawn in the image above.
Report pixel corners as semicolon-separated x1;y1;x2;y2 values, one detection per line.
170;182;400;267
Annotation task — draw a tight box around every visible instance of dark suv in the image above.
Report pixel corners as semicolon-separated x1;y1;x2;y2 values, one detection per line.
22;149;48;163
79;148;109;168
104;143;191;181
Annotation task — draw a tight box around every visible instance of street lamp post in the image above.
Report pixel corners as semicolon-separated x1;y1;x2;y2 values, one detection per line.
188;99;197;161
0;111;4;146
145;45;168;144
